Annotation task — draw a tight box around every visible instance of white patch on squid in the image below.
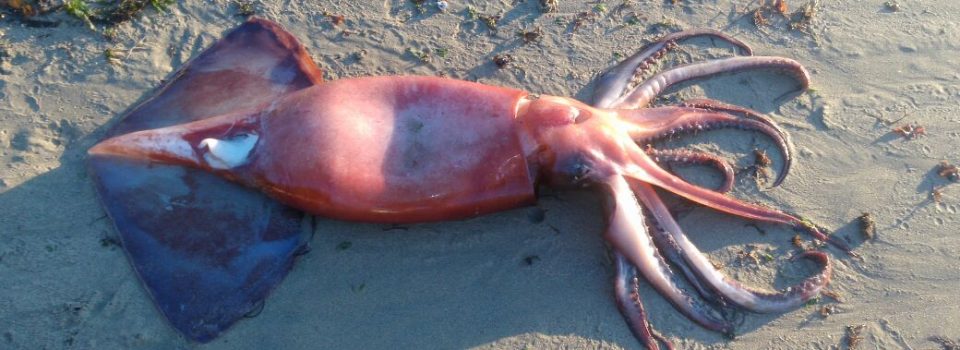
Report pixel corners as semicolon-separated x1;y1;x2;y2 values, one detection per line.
135;133;196;161
199;133;259;169
566;105;581;123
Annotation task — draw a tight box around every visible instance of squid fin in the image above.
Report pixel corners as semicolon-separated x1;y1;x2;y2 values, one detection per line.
88;18;322;342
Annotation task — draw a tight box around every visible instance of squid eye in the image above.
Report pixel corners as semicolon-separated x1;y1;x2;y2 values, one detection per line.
557;155;594;186
198;133;259;169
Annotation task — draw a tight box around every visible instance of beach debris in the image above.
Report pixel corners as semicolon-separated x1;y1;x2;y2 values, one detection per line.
493;53;513;68
884;1;901;12
405;47;431;63
104;48;123;65
748;0;819;33
1;0;59;15
736;245;774;266
858;213;875;240
773;0;789;13
931;187;944;203
788;1;818;31
938;161;959;182
751;0;788;27
102;0;175;25
350;49;367;63
754;149;772;181
2;0;35;16
102;26;119;41
100;35;147;65
463;5;477;19
326;13;344;26
572;11;597;32
892;122;926;140
64;0;94;29
540;0;557;13
233;0;255;17
517;26;543;44
819;304;838;318
791;234;807;250
753;7;770;27
1;0;174;27
624;12;642;26
25;0;177;28
845;324;866;349
410;0;444;15
479;13;499;31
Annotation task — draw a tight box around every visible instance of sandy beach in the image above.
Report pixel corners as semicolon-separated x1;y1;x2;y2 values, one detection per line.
1;0;958;349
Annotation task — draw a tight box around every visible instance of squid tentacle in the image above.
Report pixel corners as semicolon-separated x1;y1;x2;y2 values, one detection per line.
613;253;675;350
624;145;852;252
602;177;734;335
623;108;787;148
677;98;794;187
611;56;811;110
640;205;723;304
593;29;753;109
646;147;737;194
622;107;790;187
632;181;832;312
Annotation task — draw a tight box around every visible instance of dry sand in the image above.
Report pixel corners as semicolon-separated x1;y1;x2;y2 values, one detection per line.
1;0;958;349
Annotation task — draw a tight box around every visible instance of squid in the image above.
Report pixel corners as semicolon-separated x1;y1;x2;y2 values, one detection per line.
88;18;850;348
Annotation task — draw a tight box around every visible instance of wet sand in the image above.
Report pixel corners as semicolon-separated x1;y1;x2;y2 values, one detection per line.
1;1;958;349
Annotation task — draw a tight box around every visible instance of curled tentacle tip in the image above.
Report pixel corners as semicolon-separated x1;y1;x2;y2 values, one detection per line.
770;163;791;188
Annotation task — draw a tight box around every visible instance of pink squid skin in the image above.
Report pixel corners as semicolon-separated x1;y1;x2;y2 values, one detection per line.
93;76;552;222
89;76;652;222
88;23;848;349
225;77;537;223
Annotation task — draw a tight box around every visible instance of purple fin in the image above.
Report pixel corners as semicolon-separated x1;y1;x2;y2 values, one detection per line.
88;18;322;342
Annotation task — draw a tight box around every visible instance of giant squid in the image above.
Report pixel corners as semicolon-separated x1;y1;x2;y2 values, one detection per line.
88;18;851;348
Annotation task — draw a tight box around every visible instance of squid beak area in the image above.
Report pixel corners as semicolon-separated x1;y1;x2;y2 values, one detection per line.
88;128;201;167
